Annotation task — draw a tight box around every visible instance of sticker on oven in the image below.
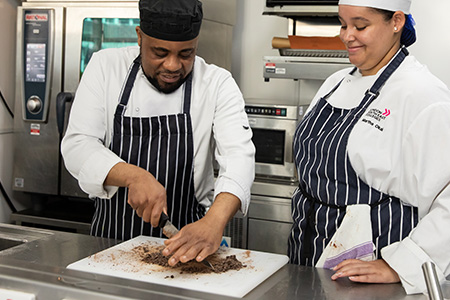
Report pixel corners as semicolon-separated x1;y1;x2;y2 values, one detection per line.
30;123;40;136
14;178;25;188
275;68;286;75
265;63;276;73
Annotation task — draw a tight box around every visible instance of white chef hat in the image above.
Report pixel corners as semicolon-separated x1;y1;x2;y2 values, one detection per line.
338;0;412;14
338;0;416;47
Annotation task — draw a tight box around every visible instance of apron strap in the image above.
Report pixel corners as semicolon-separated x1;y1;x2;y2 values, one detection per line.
183;72;193;114
367;47;409;96
115;55;142;116
323;47;409;105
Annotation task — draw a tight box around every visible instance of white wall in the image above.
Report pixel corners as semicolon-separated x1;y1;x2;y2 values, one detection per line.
0;0;30;223
410;0;450;87
232;0;299;103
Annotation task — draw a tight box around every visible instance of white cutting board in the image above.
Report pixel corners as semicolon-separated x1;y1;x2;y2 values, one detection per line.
67;236;288;298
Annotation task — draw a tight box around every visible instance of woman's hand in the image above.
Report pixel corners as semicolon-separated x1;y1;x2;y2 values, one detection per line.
331;259;400;283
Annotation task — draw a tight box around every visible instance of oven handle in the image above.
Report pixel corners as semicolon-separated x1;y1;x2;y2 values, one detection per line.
56;92;73;136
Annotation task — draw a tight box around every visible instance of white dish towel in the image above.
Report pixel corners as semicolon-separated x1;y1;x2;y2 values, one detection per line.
316;204;375;269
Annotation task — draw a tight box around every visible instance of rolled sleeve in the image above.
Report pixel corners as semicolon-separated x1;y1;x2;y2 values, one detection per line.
214;172;252;215
78;148;124;199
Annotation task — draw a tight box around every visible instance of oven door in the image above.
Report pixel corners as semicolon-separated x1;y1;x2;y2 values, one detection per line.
64;5;139;94
60;5;139;197
249;118;296;180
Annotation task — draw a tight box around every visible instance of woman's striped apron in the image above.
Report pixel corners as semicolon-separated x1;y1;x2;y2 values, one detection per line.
288;47;418;265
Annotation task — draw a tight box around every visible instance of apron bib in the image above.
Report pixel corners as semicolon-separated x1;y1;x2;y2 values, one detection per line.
91;56;205;240
288;47;418;266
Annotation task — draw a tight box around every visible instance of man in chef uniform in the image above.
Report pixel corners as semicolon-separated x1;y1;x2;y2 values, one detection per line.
288;0;450;294
61;0;255;267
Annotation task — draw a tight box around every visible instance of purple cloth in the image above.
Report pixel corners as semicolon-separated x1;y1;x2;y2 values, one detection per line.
322;241;374;269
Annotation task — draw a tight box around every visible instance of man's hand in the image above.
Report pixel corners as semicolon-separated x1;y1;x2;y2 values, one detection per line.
162;215;223;266
105;162;167;227
162;192;240;266
331;259;400;283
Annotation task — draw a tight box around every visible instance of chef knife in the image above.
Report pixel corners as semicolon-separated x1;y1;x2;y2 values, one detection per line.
158;212;215;270
158;212;179;239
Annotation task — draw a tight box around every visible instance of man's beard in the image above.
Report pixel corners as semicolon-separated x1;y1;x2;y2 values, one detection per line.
143;69;190;94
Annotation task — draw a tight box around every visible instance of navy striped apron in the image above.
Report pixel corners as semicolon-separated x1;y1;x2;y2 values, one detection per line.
288;47;418;266
91;55;205;240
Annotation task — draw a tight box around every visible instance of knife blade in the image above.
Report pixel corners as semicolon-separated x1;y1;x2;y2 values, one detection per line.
158;212;179;239
158;212;215;270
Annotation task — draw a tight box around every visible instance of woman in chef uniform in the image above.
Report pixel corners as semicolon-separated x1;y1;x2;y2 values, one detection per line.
288;0;450;294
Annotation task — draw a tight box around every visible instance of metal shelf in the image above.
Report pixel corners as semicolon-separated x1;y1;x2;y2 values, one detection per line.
263;55;352;81
263;5;338;17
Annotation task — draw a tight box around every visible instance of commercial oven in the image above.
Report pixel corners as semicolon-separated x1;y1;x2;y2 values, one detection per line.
12;0;237;229
241;99;303;254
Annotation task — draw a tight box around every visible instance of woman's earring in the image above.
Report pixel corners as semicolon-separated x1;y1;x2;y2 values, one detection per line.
394;27;398;32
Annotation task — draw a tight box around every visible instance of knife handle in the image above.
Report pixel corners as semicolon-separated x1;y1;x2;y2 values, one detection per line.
159;212;169;228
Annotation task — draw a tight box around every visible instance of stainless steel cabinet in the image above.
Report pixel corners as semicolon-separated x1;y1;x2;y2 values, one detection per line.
247;194;292;255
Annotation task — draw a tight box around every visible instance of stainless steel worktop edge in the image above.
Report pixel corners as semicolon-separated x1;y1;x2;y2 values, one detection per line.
0;224;425;300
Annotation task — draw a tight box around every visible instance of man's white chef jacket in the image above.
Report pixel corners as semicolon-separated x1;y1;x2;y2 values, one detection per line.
61;46;255;214
307;54;450;294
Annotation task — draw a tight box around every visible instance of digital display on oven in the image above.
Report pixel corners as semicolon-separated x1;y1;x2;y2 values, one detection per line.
245;106;287;117
25;43;46;83
252;128;285;165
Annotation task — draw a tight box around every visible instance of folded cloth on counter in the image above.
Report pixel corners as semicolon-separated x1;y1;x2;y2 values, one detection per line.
316;204;375;269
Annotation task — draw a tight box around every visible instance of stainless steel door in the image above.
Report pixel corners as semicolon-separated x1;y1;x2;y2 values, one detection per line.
247;194;292;255
61;5;139;198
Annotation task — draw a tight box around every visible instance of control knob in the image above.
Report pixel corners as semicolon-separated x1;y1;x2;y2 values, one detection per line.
26;95;42;114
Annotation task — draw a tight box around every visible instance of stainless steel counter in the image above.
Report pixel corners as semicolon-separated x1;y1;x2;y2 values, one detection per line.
0;223;426;300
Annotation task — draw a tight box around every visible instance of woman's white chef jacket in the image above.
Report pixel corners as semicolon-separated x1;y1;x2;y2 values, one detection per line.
61;46;255;214
307;54;450;294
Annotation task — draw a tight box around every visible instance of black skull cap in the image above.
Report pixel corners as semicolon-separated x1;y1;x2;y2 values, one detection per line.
139;0;203;41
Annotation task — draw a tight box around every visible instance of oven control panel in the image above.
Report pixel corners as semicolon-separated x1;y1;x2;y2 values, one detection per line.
245;106;288;117
21;9;54;122
244;104;301;120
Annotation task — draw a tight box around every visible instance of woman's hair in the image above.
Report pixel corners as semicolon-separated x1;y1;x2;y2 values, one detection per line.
371;8;416;47
372;8;395;22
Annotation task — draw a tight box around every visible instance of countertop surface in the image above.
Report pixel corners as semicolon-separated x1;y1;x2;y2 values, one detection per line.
0;223;427;300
